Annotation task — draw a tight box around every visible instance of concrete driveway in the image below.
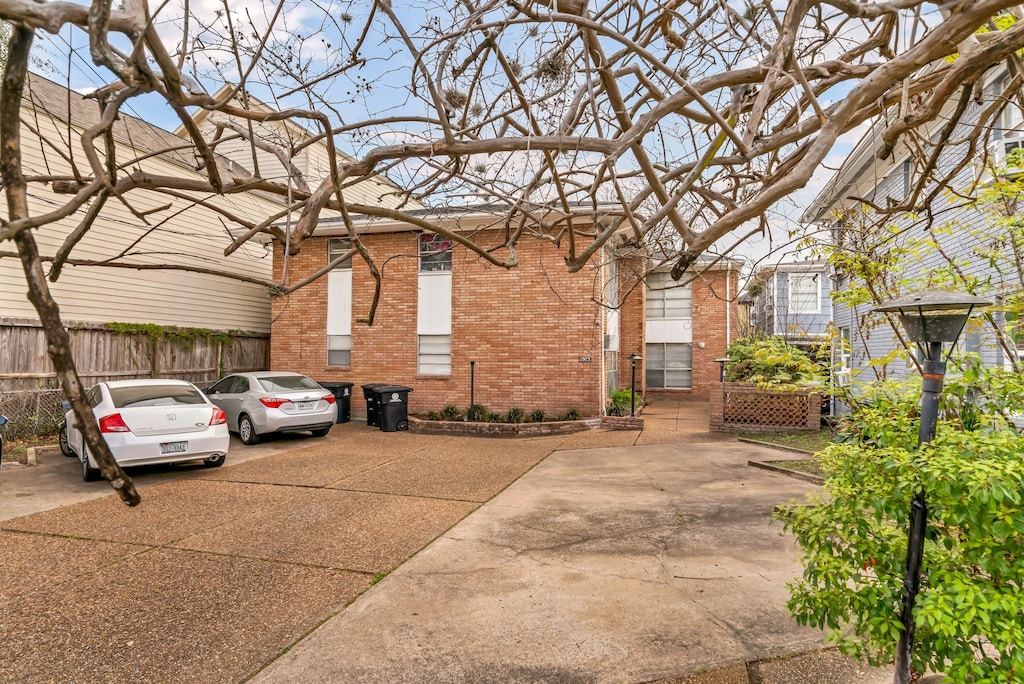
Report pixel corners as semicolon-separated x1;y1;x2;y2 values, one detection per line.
0;403;892;683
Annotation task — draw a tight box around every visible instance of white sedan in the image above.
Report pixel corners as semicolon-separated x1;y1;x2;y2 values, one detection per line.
59;379;230;481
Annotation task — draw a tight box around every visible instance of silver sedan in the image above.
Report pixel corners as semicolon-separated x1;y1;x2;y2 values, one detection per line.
205;372;337;445
59;379;230;481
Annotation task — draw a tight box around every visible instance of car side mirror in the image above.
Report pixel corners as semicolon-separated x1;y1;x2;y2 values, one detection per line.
60;400;71;410
0;415;8;427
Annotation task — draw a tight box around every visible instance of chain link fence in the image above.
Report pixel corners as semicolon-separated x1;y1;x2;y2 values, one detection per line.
0;389;66;441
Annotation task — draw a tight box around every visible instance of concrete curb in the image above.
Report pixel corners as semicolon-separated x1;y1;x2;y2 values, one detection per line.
747;459;824;485
737;437;815;456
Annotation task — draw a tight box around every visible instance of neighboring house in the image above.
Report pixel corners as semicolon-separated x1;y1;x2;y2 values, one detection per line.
266;208;740;418
800;72;1020;385
744;261;832;349
1;74;278;333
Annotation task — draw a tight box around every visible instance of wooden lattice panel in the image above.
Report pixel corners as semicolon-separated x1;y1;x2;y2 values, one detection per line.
723;388;813;428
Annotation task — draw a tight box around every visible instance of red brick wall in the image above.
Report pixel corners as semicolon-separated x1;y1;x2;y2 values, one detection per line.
617;255;648;396
688;267;740;400
271;231;606;418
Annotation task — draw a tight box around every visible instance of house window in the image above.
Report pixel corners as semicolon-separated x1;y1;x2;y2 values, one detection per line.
645;272;692;319
418;335;451;375
605;350;619;392
327;335;351;366
328;238;353;269
327;238;353;366
419;233;453;272
835;327;851;386
789;274;820;314
645;342;692;389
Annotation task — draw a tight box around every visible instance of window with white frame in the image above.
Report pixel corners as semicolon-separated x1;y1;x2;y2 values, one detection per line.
835;327;851;386
789;273;820;314
645;342;692;389
418;334;451;375
328;237;353;269
419;233;453;272
645;272;692;318
326;238;353;366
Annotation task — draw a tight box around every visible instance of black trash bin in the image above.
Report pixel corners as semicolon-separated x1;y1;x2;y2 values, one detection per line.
318;382;353;423
375;385;413;432
361;383;388;428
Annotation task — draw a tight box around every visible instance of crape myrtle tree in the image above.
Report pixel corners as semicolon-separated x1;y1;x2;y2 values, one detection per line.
3;1;1024;504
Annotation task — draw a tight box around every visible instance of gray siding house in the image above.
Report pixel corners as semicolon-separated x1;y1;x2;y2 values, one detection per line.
747;261;832;348
801;74;1020;386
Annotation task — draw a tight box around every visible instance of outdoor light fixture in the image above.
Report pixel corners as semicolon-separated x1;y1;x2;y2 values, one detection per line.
714;357;728;383
871;290;991;684
628;352;642;417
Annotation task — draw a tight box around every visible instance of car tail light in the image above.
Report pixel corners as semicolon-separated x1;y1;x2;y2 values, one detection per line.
323;394;336;404
260;397;289;408
99;413;131;433
210;407;227;425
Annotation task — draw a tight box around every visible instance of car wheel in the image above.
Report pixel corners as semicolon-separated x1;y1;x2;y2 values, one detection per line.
310;427;330;437
59;422;76;457
238;415;261;445
203;453;226;468
81;448;101;482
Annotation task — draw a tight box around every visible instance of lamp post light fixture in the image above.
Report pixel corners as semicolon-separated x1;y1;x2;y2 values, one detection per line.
628;352;642;417
871;290;991;684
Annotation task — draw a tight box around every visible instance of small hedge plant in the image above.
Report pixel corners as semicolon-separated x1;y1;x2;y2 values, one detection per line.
426;404;582;422
777;361;1024;681
724;335;821;385
606;388;642;416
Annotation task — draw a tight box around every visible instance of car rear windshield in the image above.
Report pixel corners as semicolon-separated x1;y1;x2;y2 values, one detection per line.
257;376;321;392
109;385;206;408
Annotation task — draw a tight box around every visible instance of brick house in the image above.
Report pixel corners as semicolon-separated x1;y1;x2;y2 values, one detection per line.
269;209;740;418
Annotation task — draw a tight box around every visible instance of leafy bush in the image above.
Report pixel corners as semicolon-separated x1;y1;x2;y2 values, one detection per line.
486;412;502;423
504;407;526;423
778;369;1024;681
563;408;581;421
438;404;462;421
466;404;488;422
607;389;641;416
529;409;546;422
724;335;820;385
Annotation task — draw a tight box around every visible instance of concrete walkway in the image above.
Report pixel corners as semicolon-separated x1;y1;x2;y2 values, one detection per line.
0;400;892;682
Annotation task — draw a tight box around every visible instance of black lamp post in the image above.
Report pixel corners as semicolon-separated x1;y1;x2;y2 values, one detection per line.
628;352;641;417
871;290;990;684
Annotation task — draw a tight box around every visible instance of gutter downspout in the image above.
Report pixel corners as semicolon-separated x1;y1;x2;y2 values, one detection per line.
726;263;732;346
600;264;607;418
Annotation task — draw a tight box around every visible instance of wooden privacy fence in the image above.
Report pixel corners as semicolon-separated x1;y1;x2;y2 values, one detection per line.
709;381;822;433
0;318;269;438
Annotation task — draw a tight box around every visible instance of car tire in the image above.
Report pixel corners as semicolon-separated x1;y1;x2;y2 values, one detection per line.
238;415;261;445
59;422;76;457
81;448;101;482
203;453;226;468
310;427;330;437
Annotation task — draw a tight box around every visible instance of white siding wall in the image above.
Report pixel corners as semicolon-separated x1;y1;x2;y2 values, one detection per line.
1;108;276;332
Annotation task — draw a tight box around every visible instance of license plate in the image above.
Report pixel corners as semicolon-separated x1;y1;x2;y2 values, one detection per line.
160;441;187;454
296;401;316;411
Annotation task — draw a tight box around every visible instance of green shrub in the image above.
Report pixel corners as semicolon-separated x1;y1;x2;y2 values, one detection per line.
426;410;439;420
466;404;487;422
529;409;546;422
486;412;502;423
438;404;462;421
504;407;526;423
607;389;641;416
724;335;820;385
778;366;1024;681
563;408;581;421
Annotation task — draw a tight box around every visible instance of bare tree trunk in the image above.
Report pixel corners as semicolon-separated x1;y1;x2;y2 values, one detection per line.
1;23;140;506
